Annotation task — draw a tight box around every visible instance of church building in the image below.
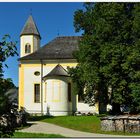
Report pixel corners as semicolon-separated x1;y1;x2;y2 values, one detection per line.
18;15;98;116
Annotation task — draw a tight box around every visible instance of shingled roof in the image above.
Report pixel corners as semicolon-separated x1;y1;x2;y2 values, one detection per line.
19;36;81;60
20;15;41;39
43;64;69;79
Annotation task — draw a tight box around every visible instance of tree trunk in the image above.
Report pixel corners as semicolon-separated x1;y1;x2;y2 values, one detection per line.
111;102;121;115
99;102;107;114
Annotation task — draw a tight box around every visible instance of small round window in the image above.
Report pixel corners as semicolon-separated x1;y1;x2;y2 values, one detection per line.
34;71;40;76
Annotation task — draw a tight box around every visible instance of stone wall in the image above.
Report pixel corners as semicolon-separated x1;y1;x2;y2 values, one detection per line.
101;115;140;133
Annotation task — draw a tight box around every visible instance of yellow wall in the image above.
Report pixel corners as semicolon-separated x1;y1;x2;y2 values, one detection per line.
18;61;100;113
44;82;47;102
18;64;24;109
95;102;99;113
18;61;77;109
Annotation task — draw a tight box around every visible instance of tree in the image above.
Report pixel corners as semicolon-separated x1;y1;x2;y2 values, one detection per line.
0;35;18;137
72;3;140;114
0;35;18;74
127;4;140;113
72;3;109;113
0;78;15;115
0;35;17;114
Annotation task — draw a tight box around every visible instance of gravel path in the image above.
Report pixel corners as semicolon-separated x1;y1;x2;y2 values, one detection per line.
18;121;139;138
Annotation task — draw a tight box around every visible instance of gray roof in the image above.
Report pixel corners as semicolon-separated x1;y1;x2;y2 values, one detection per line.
20;15;41;39
43;64;69;78
19;36;81;60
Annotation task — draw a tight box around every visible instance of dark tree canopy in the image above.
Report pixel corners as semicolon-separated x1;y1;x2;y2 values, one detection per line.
0;78;15;115
71;3;140;114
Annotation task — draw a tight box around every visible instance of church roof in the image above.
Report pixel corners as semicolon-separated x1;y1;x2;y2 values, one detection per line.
43;64;69;78
20;15;41;39
19;36;81;60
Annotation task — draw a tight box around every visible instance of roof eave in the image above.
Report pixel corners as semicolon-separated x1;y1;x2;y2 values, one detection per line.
18;58;76;61
20;34;41;39
43;75;70;81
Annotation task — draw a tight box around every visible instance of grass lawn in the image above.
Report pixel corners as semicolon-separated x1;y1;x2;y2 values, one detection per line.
28;115;140;136
12;132;65;138
42;116;101;133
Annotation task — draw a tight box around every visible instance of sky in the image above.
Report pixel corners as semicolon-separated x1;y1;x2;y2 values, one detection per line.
0;2;84;87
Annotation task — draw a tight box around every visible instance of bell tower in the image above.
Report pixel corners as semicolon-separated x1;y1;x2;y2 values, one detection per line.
20;15;41;57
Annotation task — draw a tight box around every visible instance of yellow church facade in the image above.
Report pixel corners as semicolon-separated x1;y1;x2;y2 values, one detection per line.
18;15;98;116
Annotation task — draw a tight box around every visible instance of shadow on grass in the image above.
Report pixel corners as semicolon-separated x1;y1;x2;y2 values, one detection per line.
28;115;54;121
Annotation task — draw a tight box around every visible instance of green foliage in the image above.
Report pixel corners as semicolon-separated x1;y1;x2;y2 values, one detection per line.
0;35;18;76
68;66;85;95
72;3;140;114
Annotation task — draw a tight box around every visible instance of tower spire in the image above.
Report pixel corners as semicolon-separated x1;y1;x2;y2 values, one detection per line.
20;15;41;57
20;15;41;39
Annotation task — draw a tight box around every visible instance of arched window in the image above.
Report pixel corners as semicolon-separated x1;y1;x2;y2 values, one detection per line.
25;43;31;53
